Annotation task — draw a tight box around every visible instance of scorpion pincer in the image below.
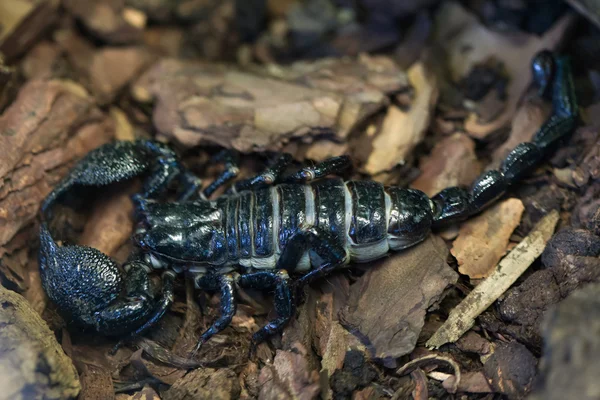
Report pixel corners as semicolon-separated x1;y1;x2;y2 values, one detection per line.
39;51;578;354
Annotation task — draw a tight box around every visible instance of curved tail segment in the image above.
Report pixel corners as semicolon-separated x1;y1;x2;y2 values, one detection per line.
431;51;578;227
38;139;186;339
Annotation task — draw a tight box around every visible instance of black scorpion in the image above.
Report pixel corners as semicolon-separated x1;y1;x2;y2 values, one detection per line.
39;51;577;354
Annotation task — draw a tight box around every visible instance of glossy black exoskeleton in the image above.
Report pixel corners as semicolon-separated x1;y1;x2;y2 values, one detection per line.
39;51;578;354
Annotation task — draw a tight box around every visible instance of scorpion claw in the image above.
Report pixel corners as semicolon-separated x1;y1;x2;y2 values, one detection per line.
39;223;174;338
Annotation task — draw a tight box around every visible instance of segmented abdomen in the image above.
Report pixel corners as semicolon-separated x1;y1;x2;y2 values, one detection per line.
221;178;433;270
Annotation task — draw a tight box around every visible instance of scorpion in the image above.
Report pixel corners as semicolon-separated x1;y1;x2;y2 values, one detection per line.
39;51;577;355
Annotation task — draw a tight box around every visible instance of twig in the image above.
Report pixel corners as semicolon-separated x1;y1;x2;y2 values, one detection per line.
426;210;559;348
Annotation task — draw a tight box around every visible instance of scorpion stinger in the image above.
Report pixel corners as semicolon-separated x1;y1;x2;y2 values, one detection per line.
38;51;578;355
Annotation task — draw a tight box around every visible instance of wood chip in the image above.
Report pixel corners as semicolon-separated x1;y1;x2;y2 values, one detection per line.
341;236;458;367
451;198;525;279
427;210;559;348
56;30;155;104
79;183;138;258
364;62;438;174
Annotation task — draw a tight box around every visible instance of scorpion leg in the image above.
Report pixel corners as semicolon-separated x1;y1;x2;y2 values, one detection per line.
176;170;204;202
238;270;293;345
232;153;293;192
203;149;240;198
192;274;237;355
284;155;351;183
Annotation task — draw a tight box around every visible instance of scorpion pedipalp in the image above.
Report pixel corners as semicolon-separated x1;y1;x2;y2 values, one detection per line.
39;222;175;337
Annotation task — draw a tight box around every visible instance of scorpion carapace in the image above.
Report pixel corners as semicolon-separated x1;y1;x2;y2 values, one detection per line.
39;51;577;354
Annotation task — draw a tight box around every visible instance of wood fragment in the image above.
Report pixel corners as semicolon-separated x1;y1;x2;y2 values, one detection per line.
426;210;559;348
364;62;438;174
0;79;114;255
162;367;241;400
0;0;60;62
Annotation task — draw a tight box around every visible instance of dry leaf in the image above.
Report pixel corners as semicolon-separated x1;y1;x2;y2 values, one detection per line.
341;236;458;367
427;210;559;348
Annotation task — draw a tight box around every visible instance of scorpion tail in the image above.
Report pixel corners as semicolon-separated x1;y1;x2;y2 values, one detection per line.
432;51;578;226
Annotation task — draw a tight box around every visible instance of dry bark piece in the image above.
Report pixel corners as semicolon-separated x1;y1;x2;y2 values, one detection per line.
433;2;573;139
483;342;537;399
530;282;600;400
162;367;240;400
258;343;320;400
341;235;458;367
132;55;406;153
451;198;525;279
442;371;492;394
427;210;559;348
0;79;114;254
63;0;145;44
0;0;60;62
411;133;481;197
56;30;155;104
364;61;438;175
0;285;80;400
